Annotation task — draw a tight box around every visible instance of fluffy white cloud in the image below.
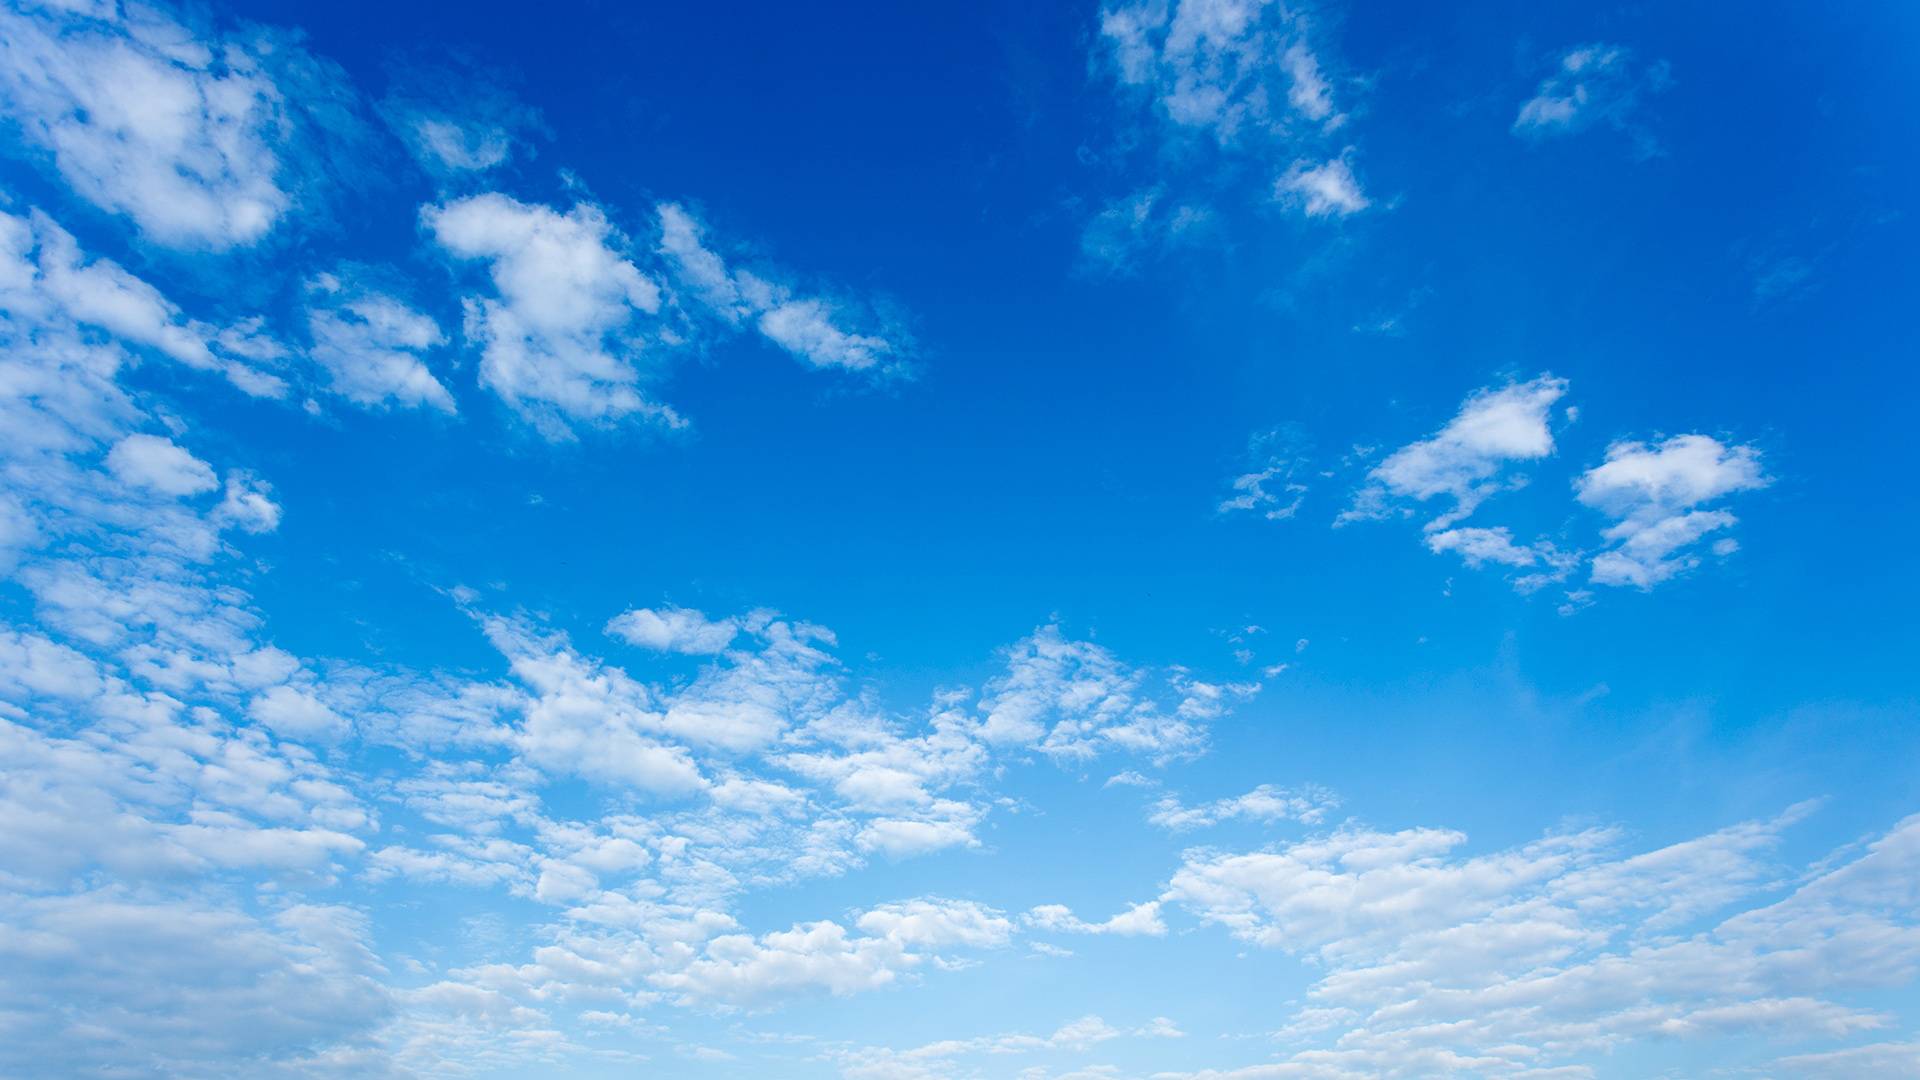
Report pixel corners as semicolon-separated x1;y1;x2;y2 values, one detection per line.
1575;434;1767;588
0;207;287;397
0;2;353;249
604;605;739;654
304;271;452;412
977;624;1254;760
106;433;217;496
425;193;674;437
657;202;904;373
1276;154;1370;218
1346;375;1567;530
1514;43;1670;152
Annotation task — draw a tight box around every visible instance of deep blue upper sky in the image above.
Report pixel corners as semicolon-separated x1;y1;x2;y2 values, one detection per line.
0;1;1916;1077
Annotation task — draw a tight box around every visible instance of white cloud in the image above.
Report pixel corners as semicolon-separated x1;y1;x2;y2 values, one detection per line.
1575;434;1768;588
1025;900;1167;937
1157;804;1920;1077
248;683;351;742
1275;154;1370;218
0;893;390;1076
425;193;674;437
657;202;904;373
105;433;217;496
605;605;739;654
1514;43;1670;153
1100;0;1344;143
1219;460;1307;520
0;208;287;397
977;624;1254;760
1147;783;1338;830
0;2;352;249
304;271;452;412
1345;374;1568;530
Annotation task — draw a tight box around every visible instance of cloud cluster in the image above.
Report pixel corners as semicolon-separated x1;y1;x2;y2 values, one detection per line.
1344;374;1766;602
1157;803;1920;1077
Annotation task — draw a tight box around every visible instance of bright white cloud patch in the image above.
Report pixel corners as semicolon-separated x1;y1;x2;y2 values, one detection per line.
0;2;350;249
1276;154;1370;218
426;193;673;437
657;202;904;373
1576;434;1768;588
1346;374;1567;529
105;433;217;496
304;271;452;412
0;207;287;397
605;605;740;654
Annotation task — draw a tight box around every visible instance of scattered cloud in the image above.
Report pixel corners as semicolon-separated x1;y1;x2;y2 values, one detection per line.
1575;434;1768;588
1514;43;1671;156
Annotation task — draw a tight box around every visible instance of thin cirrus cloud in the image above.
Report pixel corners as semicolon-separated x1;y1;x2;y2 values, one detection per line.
1514;42;1672;156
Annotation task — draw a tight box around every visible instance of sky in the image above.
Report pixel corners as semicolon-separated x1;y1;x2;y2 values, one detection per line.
0;0;1916;1077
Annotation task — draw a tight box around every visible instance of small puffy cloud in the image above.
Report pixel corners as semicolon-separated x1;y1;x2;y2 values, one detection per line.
1575;434;1768;588
1024;900;1166;937
304;271;452;412
855;898;1014;951
605;605;739;654
1275;154;1370;218
214;472;282;533
425;193;673;437
248;684;351;742
1514;43;1670;152
0;2;355;249
1345;374;1568;529
656;202;906;374
105;434;217;496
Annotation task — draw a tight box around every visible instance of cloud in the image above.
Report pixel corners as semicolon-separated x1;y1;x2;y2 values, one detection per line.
1147;783;1339;830
378;61;545;177
1099;0;1346;145
1575;434;1768;588
1156;803;1920;1076
106;433;217;496
605;605;740;654
0;893;391;1077
1219;460;1308;521
1345;374;1567;529
0;1;359;249
304;271;453;412
1025;900;1167;937
1;207;288;397
977;624;1255;760
1275;154;1370;218
424;193;675;437
656;202;906;374
1089;0;1368;264
1514;43;1670;153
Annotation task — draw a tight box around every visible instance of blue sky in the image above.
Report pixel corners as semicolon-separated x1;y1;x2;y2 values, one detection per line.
0;0;1916;1077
